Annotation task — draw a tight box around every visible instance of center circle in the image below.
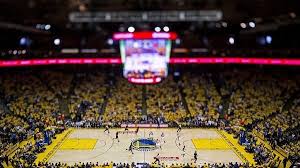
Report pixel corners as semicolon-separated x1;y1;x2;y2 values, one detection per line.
131;138;159;151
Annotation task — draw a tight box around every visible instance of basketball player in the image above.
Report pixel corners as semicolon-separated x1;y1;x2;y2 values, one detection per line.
181;152;186;158
135;126;139;134
104;125;110;134
124;124;129;133
161;132;165;143
177;132;181;141
193;151;197;163
177;124;182;133
149;131;153;137
156;139;162;150
128;143;134;154
153;153;160;165
114;131;120;142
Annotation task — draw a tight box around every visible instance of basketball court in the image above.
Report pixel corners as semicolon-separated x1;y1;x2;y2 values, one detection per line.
39;128;254;166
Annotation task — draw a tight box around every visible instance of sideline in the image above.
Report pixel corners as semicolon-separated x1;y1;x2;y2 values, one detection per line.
253;131;291;168
217;130;256;166
34;128;73;164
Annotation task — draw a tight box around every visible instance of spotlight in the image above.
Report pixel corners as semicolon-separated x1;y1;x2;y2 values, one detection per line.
54;38;61;46
249;22;255;28
45;24;51;30
289;12;296;19
36;24;41;29
228;37;235;45
19;37;31;47
240;22;247;29
174;72;180;76
266;35;272;44
154;27;161;32
221;22;228;28
163;26;170;32
107;38;113;45
175;39;181;45
128;26;135;33
19;37;27;46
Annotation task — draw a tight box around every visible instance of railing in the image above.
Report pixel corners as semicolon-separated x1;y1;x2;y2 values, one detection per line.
253;130;288;158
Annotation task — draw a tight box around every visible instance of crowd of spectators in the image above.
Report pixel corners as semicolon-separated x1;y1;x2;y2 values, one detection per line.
222;72;293;127
104;77;143;124
255;98;300;163
69;72;107;124
0;68;299;167
183;73;221;127
0;71;65;168
3;161;259;168
0;72;62;162
146;77;187;123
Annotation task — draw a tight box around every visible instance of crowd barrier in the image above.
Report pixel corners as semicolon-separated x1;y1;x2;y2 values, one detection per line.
253;130;288;158
120;124;168;128
1;57;300;67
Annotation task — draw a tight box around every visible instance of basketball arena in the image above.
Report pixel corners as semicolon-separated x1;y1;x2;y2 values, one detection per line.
0;1;300;168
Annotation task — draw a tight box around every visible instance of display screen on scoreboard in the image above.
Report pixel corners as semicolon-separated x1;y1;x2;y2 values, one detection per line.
120;39;171;84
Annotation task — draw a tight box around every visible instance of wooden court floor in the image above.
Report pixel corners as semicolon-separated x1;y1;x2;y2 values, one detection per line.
47;128;248;165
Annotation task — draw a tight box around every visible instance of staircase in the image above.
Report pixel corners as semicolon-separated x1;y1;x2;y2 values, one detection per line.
281;89;300;112
0;94;11;114
249;89;300;130
210;74;228;118
0;82;12;114
177;81;190;116
142;85;147;116
99;82;111;115
36;73;74;117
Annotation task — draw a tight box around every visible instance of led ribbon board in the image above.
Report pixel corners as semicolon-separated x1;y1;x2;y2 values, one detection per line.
1;58;300;67
114;32;177;84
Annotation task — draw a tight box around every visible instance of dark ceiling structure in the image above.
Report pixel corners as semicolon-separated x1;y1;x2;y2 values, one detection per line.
0;0;299;55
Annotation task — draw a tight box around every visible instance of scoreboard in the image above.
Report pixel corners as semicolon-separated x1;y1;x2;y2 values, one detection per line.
114;32;177;84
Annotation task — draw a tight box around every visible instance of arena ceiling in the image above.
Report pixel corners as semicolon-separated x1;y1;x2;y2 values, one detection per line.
0;0;299;28
0;0;299;50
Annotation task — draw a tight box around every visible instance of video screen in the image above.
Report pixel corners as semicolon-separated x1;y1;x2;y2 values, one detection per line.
121;39;170;84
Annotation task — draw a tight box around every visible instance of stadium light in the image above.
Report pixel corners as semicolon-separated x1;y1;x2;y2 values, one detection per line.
19;37;32;47
107;38;114;45
154;27;161;32
174;72;180;76
19;37;27;46
266;35;272;44
289;12;296;18
249;22;255;28
54;38;61;46
45;24;51;30
163;26;170;32
221;22;228;28
128;26;135;33
228;37;235;45
240;22;247;29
